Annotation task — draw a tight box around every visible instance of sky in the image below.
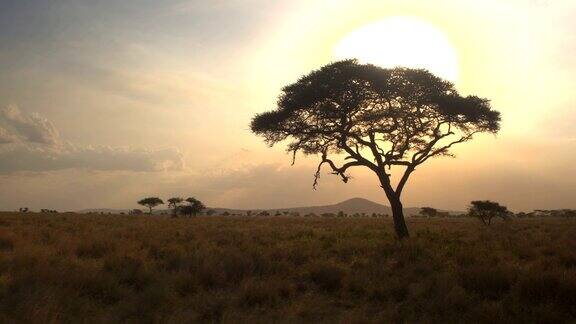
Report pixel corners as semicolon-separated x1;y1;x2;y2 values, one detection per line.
0;0;574;212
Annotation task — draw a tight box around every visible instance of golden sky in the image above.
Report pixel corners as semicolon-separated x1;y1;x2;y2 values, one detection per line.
0;0;574;211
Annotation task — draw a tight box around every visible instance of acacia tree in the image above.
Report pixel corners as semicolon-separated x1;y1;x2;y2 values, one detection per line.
251;60;501;238
137;197;164;215
468;200;510;225
182;197;206;217
167;197;184;217
420;207;438;218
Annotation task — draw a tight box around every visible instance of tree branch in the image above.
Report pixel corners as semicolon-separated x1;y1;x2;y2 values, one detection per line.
313;150;363;189
396;165;415;197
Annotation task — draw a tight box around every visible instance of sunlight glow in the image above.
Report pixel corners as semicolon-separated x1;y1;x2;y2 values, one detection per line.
334;16;459;82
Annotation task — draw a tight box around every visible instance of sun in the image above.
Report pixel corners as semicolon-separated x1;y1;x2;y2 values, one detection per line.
334;16;459;82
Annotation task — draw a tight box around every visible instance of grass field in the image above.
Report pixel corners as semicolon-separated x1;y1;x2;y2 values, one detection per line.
0;212;575;323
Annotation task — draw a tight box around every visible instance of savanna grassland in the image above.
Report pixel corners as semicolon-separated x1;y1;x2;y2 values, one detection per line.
0;213;575;323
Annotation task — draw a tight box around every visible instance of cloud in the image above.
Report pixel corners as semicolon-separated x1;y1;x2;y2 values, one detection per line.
0;126;19;144
0;105;60;145
0;105;184;173
0;144;184;174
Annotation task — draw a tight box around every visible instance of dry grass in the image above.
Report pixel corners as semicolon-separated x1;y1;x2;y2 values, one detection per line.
0;212;575;323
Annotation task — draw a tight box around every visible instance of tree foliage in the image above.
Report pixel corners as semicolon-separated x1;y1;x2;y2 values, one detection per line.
251;60;501;238
181;197;206;217
420;207;438;218
468;200;510;225
167;197;184;217
137;197;164;215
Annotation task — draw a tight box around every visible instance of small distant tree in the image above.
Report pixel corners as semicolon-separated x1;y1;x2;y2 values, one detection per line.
167;197;184;217
337;211;346;218
222;211;230;216
19;207;29;213
138;197;164;215
420;207;438;218
130;209;143;215
206;209;216;216
275;211;282;216
183;197;206;217
468;200;510;225
259;211;270;216
179;206;192;217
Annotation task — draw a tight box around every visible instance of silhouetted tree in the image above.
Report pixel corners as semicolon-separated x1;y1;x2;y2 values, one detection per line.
179;206;192;217
206;209;216;216
130;209;143;215
167;197;184;217
18;207;29;213
468;200;509;225
251;60;501;238
137;197;164;215
420;207;438;218
183;197;206;216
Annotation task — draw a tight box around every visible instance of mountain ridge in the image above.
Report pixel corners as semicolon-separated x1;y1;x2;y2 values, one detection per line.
78;197;461;216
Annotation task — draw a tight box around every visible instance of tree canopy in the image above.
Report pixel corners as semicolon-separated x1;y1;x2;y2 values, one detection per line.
181;197;206;216
420;207;438;217
137;197;164;215
468;200;510;225
167;197;183;208
251;60;501;238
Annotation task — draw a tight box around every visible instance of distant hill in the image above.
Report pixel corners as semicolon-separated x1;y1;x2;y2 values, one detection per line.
77;208;132;214
78;197;460;216
212;198;458;216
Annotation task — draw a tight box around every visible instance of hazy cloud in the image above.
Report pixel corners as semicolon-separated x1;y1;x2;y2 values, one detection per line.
0;105;60;145
0;105;184;174
0;144;184;174
0;126;19;144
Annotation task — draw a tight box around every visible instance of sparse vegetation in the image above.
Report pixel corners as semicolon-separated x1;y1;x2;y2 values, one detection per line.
0;212;574;322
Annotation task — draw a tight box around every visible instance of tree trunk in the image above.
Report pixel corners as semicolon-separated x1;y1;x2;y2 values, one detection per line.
148;207;153;215
389;195;410;239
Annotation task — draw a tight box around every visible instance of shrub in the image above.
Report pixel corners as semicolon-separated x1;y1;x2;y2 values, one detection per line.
307;261;346;292
0;236;14;251
75;241;114;259
459;265;513;299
